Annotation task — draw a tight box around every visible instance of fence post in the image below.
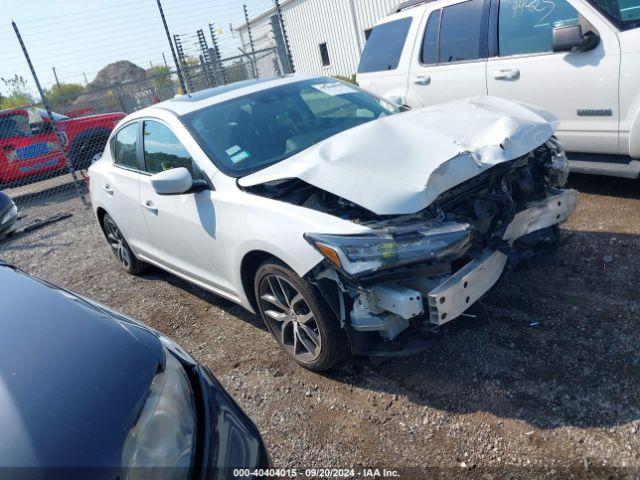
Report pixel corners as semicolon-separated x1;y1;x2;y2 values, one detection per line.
273;0;294;73
196;29;214;87
173;34;193;92
156;0;187;95
270;15;292;74
12;21;87;205
243;4;258;78
208;24;227;85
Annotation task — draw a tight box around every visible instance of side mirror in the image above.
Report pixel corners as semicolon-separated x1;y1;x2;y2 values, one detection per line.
552;25;600;53
150;167;209;195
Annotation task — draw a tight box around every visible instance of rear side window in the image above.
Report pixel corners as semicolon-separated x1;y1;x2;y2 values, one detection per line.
142;121;193;174
498;0;580;56
358;17;413;73
421;10;441;64
439;0;486;63
112;123;139;169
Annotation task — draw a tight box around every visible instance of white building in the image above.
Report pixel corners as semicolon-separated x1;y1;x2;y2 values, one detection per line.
236;0;399;78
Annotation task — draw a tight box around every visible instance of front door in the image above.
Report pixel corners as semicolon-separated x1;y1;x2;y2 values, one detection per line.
486;0;620;154
137;119;233;296
407;0;489;107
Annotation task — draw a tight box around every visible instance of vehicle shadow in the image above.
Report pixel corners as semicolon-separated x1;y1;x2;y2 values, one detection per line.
568;173;639;199
148;270;268;332
323;228;640;430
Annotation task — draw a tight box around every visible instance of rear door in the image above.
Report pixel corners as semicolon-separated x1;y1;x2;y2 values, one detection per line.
486;0;620;154
99;121;148;251
406;0;490;107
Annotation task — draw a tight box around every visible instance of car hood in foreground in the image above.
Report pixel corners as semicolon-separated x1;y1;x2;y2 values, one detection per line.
0;265;160;471
239;96;557;216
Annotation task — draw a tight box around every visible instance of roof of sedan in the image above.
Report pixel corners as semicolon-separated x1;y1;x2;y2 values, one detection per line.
150;74;322;116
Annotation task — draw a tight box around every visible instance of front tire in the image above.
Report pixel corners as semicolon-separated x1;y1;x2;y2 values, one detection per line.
102;213;146;275
254;260;350;371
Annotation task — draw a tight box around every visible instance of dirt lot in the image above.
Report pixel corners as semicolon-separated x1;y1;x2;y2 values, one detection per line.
1;174;639;479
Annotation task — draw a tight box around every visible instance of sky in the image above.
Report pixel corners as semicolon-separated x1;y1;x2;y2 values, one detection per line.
1;0;275;95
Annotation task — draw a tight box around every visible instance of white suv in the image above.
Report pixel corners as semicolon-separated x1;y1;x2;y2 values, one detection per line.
357;0;640;178
90;75;575;370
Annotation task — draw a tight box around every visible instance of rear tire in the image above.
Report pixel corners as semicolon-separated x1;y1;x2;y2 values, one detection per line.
254;259;350;371
102;213;146;275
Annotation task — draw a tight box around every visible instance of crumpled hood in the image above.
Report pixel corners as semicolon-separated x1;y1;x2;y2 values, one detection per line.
239;96;557;215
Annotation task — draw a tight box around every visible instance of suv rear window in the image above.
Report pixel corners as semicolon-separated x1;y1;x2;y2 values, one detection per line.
438;0;486;63
358;17;413;73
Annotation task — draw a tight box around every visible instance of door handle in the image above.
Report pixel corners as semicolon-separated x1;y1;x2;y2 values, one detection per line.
414;75;431;86
493;68;520;80
3;145;15;151
142;201;158;214
102;185;114;195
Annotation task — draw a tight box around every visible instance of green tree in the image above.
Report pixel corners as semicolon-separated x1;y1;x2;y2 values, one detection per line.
147;65;173;91
0;75;35;109
45;83;84;108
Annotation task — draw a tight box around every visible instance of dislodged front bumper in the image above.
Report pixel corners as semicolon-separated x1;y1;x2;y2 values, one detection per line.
428;189;577;325
349;189;577;340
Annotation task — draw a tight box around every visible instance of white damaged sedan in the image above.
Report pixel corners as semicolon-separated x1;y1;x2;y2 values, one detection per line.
89;75;575;370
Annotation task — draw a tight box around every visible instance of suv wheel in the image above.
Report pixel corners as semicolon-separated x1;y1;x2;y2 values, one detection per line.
254;260;350;371
102;214;146;275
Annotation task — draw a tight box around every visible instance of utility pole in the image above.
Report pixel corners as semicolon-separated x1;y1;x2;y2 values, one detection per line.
52;67;61;89
12;21;86;204
83;72;89;85
243;3;258;78
162;52;169;69
156;0;187;94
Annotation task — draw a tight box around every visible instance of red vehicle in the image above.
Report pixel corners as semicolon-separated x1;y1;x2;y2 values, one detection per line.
0;107;125;188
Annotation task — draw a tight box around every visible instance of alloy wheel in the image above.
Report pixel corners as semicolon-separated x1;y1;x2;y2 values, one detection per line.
104;216;131;270
258;274;322;363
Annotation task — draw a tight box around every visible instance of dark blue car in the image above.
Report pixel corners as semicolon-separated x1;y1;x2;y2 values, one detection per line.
0;260;268;479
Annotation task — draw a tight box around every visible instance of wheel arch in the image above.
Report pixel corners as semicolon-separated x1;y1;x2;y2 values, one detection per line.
240;250;291;313
95;206;110;237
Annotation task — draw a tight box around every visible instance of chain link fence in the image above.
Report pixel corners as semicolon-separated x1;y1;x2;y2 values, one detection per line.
1;0;287;241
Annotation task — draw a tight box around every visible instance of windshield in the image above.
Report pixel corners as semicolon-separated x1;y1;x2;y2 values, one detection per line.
588;0;640;30
32;107;69;122
182;78;398;177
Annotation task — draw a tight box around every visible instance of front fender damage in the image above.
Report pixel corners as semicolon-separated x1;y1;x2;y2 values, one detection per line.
303;149;575;357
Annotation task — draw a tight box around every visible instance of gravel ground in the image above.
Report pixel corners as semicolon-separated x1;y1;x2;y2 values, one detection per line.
1;174;639;479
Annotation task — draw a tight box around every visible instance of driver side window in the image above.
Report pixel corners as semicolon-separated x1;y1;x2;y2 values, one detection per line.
499;0;581;56
143;121;193;175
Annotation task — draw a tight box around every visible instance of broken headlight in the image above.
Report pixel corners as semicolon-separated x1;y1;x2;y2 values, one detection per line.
305;222;472;277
